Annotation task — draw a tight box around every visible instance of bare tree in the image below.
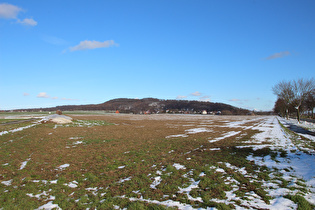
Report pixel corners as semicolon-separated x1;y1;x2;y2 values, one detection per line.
272;80;294;119
305;90;315;118
291;78;315;122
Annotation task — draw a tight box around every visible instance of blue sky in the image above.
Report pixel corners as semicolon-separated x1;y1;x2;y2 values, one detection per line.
0;0;314;111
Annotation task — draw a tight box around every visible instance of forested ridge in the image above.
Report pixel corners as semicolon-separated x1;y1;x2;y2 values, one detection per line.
15;98;251;115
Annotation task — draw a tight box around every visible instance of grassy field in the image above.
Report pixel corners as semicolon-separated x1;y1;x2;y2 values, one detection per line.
0;113;314;209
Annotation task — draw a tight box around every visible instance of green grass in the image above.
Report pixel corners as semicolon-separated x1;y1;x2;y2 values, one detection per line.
56;120;114;128
285;194;315;210
0;115;313;209
0;119;26;124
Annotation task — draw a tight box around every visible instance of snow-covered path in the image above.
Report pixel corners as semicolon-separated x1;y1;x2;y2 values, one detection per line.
249;116;315;205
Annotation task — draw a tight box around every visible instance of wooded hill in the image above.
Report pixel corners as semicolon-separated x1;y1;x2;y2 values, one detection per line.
21;98;251;115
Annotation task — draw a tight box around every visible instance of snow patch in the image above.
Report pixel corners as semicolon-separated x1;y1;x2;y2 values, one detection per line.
0;124;37;136
20;158;31;170
165;134;188;138
209;131;241;143
57;164;70;170
64;181;78;188
118;176;132;183
1;179;13;186
173;163;186;170
36;201;61;210
185;127;212;134
150;176;162;189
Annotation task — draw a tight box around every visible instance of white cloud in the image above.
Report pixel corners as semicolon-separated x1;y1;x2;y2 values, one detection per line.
190;91;201;96
0;3;22;19
23;92;30;96
176;95;187;100
69;40;118;52
0;3;37;27
61;98;78;101
36;92;78;101
265;51;290;60
229;99;240;102
17;18;37;26
37;92;50;98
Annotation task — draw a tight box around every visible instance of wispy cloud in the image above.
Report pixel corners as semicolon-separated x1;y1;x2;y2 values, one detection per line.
37;92;78;101
61;98;78;101
69;40;118;52
37;92;50;98
229;99;241;102
176;95;187;100
42;35;67;45
265;51;290;60
190;91;201;96
0;3;22;19
17;18;37;26
0;3;37;26
229;98;248;105
199;96;211;102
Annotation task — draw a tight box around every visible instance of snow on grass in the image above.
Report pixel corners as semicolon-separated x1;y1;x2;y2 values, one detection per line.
128;197;213;210
215;168;225;173
69;137;83;140
224;162;248;175
185;127;212;134
1;179;13;186
118;176;132;183
166;127;212;138
248;116;315;205
0;124;37;136
150;176;162;189
73;141;83;145
19;158;31;170
248;152;315;190
251;117;315;186
64;180;78;188
56;164;70;170
252;117;295;148
233;193;297;210
165;134;188;138
1;114;314;209
221;117;265;129
173;163;186;170
209;148;221;151
35;201;61;210
208;131;241;143
26;190;55;200
178;178;202;202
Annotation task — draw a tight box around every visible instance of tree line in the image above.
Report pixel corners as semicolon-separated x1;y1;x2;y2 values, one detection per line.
272;78;315;121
